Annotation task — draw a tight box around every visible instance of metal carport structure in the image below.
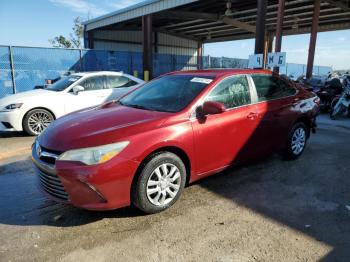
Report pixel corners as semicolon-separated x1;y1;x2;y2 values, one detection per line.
84;0;350;79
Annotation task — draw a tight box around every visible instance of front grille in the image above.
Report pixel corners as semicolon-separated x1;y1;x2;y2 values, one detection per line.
34;145;69;202
38;169;69;201
39;146;62;165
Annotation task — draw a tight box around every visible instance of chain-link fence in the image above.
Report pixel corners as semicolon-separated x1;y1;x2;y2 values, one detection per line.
0;45;333;98
0;46;200;98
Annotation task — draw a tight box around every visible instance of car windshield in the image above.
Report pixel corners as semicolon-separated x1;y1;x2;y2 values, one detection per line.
119;74;215;112
46;75;81;91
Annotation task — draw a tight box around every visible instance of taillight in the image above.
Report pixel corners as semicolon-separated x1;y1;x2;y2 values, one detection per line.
314;97;321;106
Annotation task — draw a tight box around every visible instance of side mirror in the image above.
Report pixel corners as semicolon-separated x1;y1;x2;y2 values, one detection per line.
197;101;226;118
73;85;84;95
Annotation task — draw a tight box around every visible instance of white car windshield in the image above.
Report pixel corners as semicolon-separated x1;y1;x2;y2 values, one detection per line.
46;76;81;91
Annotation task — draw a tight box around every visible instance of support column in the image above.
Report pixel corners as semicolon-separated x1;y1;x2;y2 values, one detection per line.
86;31;94;49
254;0;268;55
268;33;274;53
274;0;285;73
197;42;203;70
142;14;153;81
264;32;274;68
306;0;320;79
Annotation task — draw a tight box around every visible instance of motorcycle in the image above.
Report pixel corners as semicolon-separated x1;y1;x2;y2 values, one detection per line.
330;76;350;119
316;77;343;112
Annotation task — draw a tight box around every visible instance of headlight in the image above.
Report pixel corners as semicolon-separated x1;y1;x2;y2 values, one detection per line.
58;141;129;165
5;103;23;110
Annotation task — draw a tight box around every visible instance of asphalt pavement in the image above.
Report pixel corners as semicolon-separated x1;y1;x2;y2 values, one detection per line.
0;114;350;261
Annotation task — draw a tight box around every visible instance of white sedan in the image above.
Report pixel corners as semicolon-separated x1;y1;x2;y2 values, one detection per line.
0;71;144;135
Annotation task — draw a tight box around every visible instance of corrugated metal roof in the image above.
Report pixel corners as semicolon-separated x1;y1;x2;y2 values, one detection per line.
84;0;199;31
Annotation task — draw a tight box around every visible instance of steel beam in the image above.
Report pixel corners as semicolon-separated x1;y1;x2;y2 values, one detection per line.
197;42;203;69
274;0;285;73
306;0;321;79
142;14;153;80
255;0;268;55
324;0;350;11
221;17;256;33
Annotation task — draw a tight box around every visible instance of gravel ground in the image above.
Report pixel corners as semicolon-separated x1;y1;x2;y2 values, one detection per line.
0;114;350;262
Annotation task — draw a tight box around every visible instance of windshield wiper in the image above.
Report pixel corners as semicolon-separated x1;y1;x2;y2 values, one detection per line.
121;103;151;111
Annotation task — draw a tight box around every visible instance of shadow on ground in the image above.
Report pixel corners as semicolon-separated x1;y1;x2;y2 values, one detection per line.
0;131;28;138
0;157;144;227
198;125;350;261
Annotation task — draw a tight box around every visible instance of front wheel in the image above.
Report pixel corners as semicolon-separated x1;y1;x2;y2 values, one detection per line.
282;122;308;160
23;108;54;136
132;152;186;214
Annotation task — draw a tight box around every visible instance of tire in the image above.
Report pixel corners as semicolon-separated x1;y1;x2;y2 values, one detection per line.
282;122;308;160
330;98;339;110
23;108;54;136
330;98;340;119
132;152;186;214
330;103;346;120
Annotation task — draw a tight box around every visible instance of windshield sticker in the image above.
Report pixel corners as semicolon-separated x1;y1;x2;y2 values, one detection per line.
190;77;213;84
68;77;79;82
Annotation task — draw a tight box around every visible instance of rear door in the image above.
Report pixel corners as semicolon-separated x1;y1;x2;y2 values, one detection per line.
250;74;298;152
192;74;261;175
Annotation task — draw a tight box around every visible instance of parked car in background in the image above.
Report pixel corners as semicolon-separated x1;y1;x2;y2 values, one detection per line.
32;69;319;214
0;71;144;135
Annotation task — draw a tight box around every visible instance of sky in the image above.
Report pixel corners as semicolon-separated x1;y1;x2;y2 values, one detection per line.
0;0;349;70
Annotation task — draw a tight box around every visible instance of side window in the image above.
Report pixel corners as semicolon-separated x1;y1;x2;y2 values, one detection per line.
107;76;138;89
251;74;296;101
279;78;297;96
79;76;105;91
206;75;251;109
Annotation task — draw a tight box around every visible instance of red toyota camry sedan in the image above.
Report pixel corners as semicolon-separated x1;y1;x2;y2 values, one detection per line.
32;69;319;213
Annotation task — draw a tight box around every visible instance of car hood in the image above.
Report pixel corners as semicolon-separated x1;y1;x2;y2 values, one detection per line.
0;89;55;108
39;102;172;152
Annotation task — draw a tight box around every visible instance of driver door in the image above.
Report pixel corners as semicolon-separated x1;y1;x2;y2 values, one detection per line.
65;75;108;113
191;75;260;175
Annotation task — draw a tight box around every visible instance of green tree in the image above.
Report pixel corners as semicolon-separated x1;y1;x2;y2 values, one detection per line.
49;17;84;48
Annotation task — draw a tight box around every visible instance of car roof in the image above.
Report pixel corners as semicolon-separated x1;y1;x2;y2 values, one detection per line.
167;69;272;78
72;71;125;77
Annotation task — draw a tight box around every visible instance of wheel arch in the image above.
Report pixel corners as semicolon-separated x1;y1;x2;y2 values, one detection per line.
131;146;192;196
294;115;311;138
22;107;56;129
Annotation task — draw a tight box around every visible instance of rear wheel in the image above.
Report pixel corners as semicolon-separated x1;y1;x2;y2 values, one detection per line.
132;152;186;214
23;109;54;136
282;122;307;160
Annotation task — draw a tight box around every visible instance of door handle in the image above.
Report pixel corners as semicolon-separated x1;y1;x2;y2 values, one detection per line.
247;112;258;120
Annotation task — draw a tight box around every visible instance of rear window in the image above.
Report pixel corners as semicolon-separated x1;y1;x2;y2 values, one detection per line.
251;74;296;101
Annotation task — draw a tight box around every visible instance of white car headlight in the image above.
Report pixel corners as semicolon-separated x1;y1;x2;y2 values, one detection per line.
3;103;23;111
58;141;129;165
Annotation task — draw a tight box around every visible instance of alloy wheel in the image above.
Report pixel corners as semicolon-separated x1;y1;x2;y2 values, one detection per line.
146;163;181;206
291;127;306;155
28;111;53;135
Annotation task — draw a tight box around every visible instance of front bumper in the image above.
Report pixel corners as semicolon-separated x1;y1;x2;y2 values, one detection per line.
32;145;140;210
0;110;23;131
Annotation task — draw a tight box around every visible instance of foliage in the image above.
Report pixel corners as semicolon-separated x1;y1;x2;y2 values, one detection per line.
49;17;84;48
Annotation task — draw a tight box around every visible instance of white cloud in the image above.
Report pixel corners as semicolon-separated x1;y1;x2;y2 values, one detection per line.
105;0;143;10
50;0;107;17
